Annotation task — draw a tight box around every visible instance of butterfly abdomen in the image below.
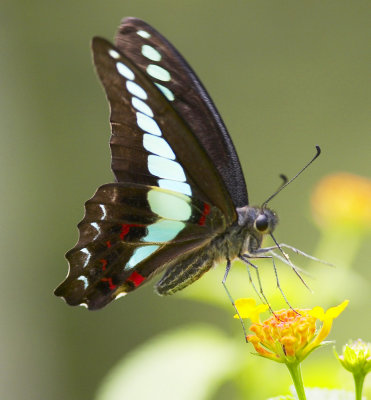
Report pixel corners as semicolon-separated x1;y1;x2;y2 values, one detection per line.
155;250;214;295
156;223;249;295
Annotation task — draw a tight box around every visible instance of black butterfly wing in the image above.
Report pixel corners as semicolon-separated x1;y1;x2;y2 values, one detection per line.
55;183;226;310
92;37;236;221
55;21;245;309
114;17;248;208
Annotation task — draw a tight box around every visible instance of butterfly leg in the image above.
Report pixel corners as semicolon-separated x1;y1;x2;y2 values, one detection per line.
241;253;298;314
155;252;213;295
254;246;311;290
239;255;274;313
240;258;267;306
222;258;248;341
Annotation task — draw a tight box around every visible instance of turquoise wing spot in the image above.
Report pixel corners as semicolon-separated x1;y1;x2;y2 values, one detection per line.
142;219;185;242
125;245;159;271
141;45;161;61
137;30;151;39
147;155;186;181
154;83;175;101
131;97;154;117
143;134;175;160
136;112;162;136
158;179;192;196
147;189;192;221
116;62;135;80
147;64;171;82
126;81;148;100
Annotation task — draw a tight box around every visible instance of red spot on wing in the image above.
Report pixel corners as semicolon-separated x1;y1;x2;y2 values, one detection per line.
127;271;145;287
120;223;143;240
100;258;116;290
101;277;116;290
106;240;111;248
120;224;130;240
100;259;108;271
198;203;211;226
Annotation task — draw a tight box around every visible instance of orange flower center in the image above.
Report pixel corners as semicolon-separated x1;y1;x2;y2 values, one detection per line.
248;309;317;360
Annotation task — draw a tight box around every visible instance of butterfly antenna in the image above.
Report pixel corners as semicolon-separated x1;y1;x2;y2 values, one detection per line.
262;146;321;208
279;174;288;186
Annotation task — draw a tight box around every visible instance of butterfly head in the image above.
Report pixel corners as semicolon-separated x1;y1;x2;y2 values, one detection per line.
237;206;278;236
235;205;278;255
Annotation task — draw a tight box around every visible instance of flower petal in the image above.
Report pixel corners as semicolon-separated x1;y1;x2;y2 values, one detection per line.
325;300;349;319
233;298;268;322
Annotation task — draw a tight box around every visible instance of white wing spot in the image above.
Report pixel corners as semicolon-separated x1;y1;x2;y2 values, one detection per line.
115;292;127;300
99;204;107;219
91;222;100;240
108;49;120;59
137;30;151;39
80;248;91;268
77;276;89;289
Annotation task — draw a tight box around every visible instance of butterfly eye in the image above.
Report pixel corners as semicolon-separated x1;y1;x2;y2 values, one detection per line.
255;214;269;232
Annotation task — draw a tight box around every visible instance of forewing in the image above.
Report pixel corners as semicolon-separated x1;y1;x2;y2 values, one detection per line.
92;37;237;222
114;17;248;208
54;183;226;310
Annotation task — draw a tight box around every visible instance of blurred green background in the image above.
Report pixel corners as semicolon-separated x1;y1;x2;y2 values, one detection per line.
1;1;370;399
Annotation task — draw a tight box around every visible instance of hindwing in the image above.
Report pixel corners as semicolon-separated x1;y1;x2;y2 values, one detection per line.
55;183;226;309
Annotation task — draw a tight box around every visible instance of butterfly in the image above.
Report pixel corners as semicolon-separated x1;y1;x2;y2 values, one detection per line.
54;17;320;310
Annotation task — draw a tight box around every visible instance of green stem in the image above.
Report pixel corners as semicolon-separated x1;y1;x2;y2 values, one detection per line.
353;372;365;400
286;362;306;400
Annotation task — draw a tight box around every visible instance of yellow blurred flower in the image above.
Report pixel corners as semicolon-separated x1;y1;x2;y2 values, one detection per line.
235;298;349;364
311;173;371;232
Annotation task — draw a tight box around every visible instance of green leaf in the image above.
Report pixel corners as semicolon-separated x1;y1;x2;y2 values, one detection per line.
95;324;239;400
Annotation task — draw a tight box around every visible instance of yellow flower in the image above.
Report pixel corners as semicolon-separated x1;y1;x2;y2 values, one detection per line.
233;298;269;323
235;298;349;364
311;173;371;232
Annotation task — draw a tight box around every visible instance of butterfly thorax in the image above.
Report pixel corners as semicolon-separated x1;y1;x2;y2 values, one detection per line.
201;205;277;265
